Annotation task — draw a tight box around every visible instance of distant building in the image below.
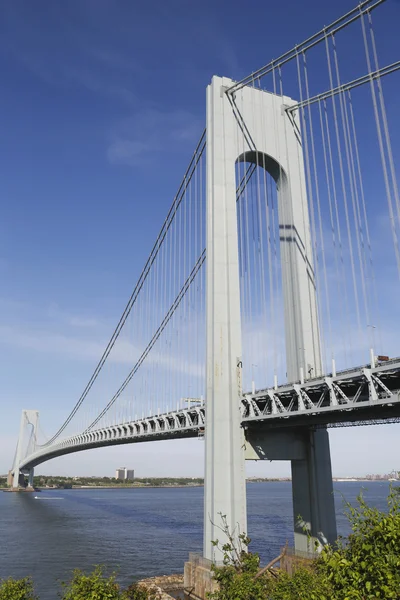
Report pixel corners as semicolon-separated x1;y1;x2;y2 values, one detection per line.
115;467;134;481
115;467;126;480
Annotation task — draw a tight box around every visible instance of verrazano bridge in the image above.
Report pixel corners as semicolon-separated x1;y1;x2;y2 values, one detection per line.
10;0;400;561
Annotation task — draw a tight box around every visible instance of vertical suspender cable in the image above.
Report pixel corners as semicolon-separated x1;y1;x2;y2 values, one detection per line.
302;54;334;371
360;10;400;277
299;51;329;374
327;34;363;344
318;99;347;366
347;89;383;353
325;35;355;365
332;35;368;351
367;11;400;233
256;76;272;387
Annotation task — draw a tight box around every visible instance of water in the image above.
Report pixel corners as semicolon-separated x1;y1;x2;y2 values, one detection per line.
0;482;392;599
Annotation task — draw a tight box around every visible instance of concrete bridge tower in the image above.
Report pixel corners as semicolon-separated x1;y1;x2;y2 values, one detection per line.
203;75;336;560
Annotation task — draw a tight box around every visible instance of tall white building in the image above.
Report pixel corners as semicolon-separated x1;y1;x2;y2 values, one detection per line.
115;467;125;480
115;467;134;481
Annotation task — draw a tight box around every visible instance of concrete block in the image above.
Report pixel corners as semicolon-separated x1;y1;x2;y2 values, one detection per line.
184;554;218;600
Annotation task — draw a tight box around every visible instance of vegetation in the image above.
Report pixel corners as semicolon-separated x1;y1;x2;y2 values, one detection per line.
0;568;159;600
0;475;304;489
33;476;203;488
123;583;160;600
60;567;121;600
0;475;205;489
316;486;400;599
0;577;37;600
2;475;397;490
209;518;331;600
210;486;400;600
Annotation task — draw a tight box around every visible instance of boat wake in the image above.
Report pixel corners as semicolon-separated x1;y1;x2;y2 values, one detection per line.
34;496;64;500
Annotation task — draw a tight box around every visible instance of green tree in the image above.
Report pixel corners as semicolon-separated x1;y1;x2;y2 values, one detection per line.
60;566;121;600
266;568;332;600
317;486;400;599
0;577;37;600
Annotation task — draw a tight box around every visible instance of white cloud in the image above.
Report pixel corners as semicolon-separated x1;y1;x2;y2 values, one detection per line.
86;46;143;75
64;65;137;106
0;325;106;362
107;139;152;167
2;2;140;108
47;304;101;329
0;322;204;379
107;108;203;167
68;316;100;328
0;296;28;311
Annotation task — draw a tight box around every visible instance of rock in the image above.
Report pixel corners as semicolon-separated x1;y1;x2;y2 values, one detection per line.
136;574;184;599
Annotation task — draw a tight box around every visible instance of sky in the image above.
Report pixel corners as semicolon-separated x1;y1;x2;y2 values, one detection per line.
1;0;400;478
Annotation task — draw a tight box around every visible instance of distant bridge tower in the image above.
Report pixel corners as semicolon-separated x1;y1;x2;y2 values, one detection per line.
204;76;336;560
12;410;39;489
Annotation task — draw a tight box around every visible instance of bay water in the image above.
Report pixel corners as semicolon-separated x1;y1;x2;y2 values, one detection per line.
0;481;392;599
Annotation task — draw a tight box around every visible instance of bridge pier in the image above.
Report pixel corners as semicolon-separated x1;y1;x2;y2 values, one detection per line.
291;428;337;552
245;426;337;553
7;470;13;487
12;470;20;489
10;410;39;489
10;471;25;489
12;410;26;488
27;468;35;489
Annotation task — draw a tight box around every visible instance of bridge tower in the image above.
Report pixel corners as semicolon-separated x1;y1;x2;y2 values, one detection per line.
12;410;39;489
204;76;336;560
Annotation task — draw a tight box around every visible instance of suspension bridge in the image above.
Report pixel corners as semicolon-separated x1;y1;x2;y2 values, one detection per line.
9;0;400;564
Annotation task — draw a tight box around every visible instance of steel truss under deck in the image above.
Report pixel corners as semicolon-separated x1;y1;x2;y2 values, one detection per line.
19;359;400;471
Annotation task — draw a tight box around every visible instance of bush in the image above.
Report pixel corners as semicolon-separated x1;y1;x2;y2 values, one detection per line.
60;566;121;600
317;486;400;599
208;542;332;600
266;568;332;600
0;568;157;600
210;487;400;600
122;583;159;599
0;577;37;600
209;551;270;600
121;584;148;600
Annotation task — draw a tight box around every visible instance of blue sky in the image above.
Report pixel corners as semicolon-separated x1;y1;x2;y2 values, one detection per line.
1;0;400;478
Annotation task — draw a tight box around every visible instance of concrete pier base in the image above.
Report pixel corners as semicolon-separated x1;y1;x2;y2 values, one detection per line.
245;426;337;553
7;470;13;487
291;428;337;552
27;468;34;490
280;547;317;575
184;554;218;600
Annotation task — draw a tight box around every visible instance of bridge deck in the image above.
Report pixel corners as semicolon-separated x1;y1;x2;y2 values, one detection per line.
19;359;400;471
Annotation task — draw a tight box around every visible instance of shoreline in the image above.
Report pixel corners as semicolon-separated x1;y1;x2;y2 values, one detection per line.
46;484;204;490
1;479;396;493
